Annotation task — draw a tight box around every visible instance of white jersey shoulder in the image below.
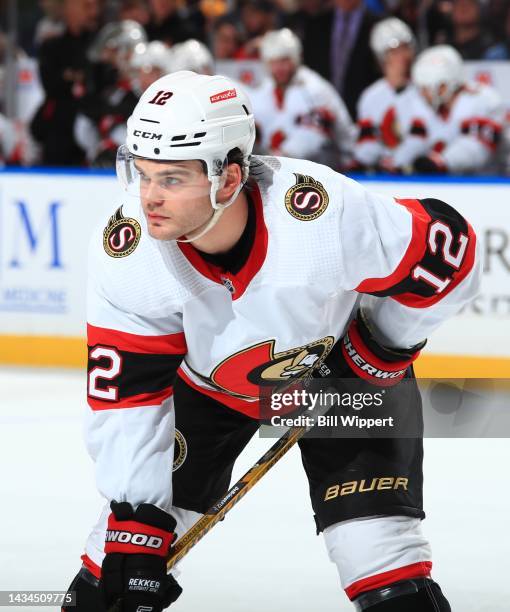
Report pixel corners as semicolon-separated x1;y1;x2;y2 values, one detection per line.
89;156;360;318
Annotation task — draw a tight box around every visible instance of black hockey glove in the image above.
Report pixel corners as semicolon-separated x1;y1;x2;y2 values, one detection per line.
314;310;425;387
413;153;447;175
100;501;182;612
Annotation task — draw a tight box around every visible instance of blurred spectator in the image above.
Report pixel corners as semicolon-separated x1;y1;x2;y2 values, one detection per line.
246;28;355;167
171;39;214;73
236;0;278;58
199;0;230;24
447;0;493;59
145;0;203;46
299;0;380;120
118;0;151;26
354;18;417;171
31;0;100;165
485;0;508;43
34;0;65;48
485;5;510;59
75;20;146;166
387;45;504;174
423;0;454;46
130;40;173;93
240;0;278;38
388;0;420;35
211;15;243;59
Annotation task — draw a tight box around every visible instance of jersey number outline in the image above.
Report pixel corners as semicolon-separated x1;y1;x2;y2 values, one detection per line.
88;346;122;401
412;220;469;294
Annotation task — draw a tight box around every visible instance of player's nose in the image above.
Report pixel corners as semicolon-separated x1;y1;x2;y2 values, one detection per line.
143;181;166;206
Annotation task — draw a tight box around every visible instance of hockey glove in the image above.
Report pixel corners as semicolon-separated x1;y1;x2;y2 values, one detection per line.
100;501;182;612
413;152;447;175
314;310;425;387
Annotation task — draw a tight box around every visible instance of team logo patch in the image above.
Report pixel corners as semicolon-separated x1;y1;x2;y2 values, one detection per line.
103;206;141;258
187;337;335;401
285;173;329;221
173;429;188;472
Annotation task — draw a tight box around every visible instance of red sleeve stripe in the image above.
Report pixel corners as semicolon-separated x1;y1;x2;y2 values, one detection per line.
345;561;432;600
392;221;477;308
355;199;430;294
461;116;502;151
88;387;173;411
87;324;187;355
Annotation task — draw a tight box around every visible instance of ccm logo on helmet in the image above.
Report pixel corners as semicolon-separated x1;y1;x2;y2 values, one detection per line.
105;530;164;549
133;130;162;140
210;89;237;103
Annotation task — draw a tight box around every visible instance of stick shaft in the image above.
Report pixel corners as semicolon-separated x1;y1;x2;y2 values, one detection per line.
167;423;306;570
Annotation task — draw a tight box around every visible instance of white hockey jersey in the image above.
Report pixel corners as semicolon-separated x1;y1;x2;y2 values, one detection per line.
85;155;480;525
390;82;504;172
354;79;418;168
245;66;355;163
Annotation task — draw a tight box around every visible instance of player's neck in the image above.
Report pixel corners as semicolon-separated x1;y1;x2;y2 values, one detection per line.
386;70;409;91
189;189;249;255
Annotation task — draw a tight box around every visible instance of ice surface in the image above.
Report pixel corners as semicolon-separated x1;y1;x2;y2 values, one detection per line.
0;367;508;611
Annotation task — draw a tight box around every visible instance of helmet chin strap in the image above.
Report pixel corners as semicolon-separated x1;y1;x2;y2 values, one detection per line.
176;175;244;244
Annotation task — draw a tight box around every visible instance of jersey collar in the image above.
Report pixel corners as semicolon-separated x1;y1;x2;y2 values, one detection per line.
177;181;268;300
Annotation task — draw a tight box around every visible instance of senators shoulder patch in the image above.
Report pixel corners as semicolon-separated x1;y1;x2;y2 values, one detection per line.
103;206;141;258
285;173;329;221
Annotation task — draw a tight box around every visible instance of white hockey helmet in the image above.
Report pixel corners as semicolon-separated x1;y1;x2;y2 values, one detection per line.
117;71;255;241
131;40;174;74
260;28;302;65
370;17;415;61
412;45;464;109
171;39;215;75
88;20;147;63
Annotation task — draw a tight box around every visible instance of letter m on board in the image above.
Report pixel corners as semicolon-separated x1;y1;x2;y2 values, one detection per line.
9;201;63;269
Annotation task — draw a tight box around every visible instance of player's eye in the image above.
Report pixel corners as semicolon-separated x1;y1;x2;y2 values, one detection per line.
138;172;150;183
160;176;180;188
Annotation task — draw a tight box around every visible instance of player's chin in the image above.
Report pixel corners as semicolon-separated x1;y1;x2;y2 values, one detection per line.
146;222;181;241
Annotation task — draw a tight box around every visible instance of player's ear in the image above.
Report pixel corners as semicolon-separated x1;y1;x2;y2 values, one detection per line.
216;163;243;203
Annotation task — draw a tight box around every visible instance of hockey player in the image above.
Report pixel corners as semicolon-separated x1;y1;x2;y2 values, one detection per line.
63;71;480;611
387;45;504;174
354;17;417;171
170;39;215;75
130;40;174;94
0;113;39;166
75;20;146;166
246;28;355;168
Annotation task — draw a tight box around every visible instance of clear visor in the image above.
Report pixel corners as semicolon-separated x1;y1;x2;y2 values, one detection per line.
116;144;214;202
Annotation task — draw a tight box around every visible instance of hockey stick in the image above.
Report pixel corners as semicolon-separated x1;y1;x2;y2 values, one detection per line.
107;412;317;611
107;413;319;612
166;403;325;571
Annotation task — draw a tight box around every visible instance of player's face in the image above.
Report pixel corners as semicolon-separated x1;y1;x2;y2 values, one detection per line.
384;44;414;77
268;57;296;87
135;158;213;241
138;66;165;92
421;83;450;110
